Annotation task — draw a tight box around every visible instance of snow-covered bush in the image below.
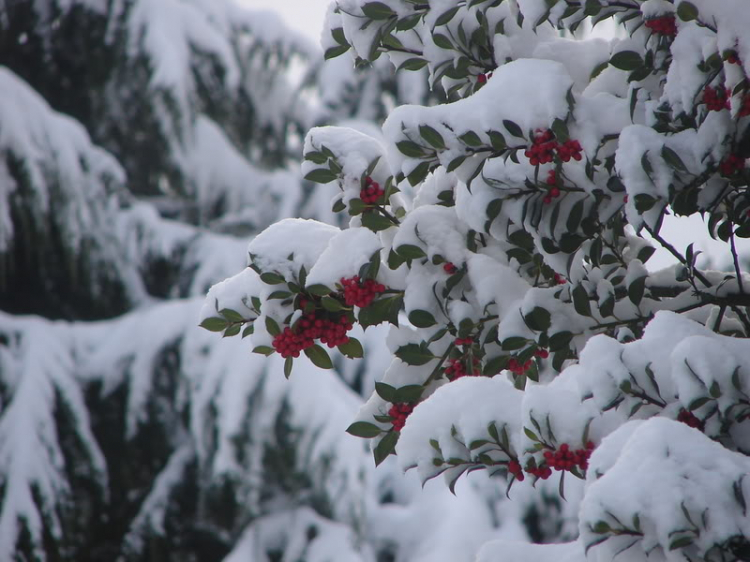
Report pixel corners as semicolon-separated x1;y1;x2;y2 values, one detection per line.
204;0;750;559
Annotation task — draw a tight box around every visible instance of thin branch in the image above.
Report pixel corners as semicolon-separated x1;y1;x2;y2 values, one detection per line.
644;224;711;287
730;230;745;294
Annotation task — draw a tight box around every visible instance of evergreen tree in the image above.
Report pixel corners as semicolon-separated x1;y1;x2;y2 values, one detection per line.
0;1;455;561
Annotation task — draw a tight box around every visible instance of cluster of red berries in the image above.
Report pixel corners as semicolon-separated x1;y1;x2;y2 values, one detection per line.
556;139;583;163
340;276;385;308
389;403;415;432
526;463;553;480
445;357;481;381
644;16;677;36
443;262;458;274
360;176;384;204
543;170;561;204
719;154;746;177
726;52;740;65
554;273;567;285
507;357;533;374
507;460;525;481
455;337;473;346
525;130;558;165
740;95;750;118
677;409;704;431
704;86;730;112
524;130;583;166
543;442;594;472
273;312;354;358
476;71;493;84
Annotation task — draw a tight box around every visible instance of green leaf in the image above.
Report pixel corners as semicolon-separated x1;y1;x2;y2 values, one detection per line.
627;275;647;306
331;27;348;46
419;125;446;149
338;337;364;359
502;337;527;351
397;244;427;260
459;131;482;147
549;331;573;352
268;290;292;300
223;324;241;338
435;6;460;26
432;33;453;50
503;119;524;138
374;431;399;466
362;212;394;232
409;309;437;328
523;427;540;442
661;145;687;172
253;345;275;356
375;382;397;402
265;316;281;337
395;343;435;366
361;1;396;19
447;155;467;173
395;385;423;403
567;199;585;233
304;150;329;164
676;1;698;21
399;57;428;71
551;118;570;143
407;161;431;186
321;296;344;312
709;380;722;398
524;307;551;332
346;421;383;438
200;317;228;332
260;272;286;285
488;130;507;151
305;168;338;183
572;284;592;317
688;396;711;411
304;344;334;369
325;44;351;60
609;50;643;71
396;13;422;31
306;284;332;296
396;140;426;158
242;324;254;338
284;356;294;378
669;537;694;551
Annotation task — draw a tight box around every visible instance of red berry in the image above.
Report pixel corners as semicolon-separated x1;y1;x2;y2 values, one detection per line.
443;262;458;274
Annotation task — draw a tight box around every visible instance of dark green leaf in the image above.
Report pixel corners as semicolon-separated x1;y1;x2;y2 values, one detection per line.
502;337;527;351
409;309;437;328
572;284;592;317
627;275;647;306
395;343;435;366
253;345;275;356
284;356;294;378
347;421;383;438
435;6;460;26
399;57;428;71
676;1;698;21
361;1;396;20
396;140;426;158
375;382;397;402
362;212;394;232
419;125;446;149
609;50;643;71
338;337;364;359
265;316;281;337
374;431;399;465
306;284;332;296
524;307;551;332
260;272;286;285
200;317;228;332
305;168;338;183
397;244;426;260
503;119;524;138
395;385;423;403
304;344;334;369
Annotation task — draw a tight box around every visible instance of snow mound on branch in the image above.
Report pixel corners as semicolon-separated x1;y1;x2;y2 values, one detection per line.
581;417;750;561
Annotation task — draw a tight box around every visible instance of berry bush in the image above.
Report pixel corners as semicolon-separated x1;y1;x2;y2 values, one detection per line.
202;1;750;560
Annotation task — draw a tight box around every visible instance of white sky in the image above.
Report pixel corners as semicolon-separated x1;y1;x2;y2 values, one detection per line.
238;0;330;45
